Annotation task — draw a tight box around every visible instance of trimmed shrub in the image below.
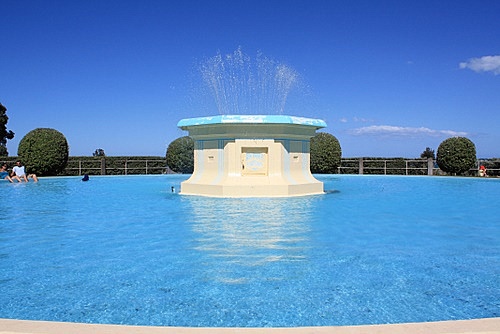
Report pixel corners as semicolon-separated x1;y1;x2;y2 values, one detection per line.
18;128;69;176
310;132;342;174
436;137;476;175
166;136;194;174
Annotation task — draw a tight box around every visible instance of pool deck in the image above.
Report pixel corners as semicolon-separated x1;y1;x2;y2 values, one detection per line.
0;318;499;334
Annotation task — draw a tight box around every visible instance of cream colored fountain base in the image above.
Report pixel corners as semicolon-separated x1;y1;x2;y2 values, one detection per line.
177;115;327;197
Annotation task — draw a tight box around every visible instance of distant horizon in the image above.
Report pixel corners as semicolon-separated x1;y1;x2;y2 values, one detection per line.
2;152;497;160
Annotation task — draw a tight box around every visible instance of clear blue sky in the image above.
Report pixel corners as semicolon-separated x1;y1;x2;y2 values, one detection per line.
1;0;499;158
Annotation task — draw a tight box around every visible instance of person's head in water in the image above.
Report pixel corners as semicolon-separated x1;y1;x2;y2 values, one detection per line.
82;174;89;181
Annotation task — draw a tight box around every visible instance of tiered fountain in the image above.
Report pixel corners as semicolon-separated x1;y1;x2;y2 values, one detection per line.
178;48;327;197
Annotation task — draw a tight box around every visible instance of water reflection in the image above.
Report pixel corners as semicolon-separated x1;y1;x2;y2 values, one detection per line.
184;196;315;284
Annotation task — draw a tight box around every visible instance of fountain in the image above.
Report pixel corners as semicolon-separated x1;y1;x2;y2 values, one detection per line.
178;48;327;197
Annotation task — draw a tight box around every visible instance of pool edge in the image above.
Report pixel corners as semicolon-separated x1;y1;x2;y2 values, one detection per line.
0;318;499;334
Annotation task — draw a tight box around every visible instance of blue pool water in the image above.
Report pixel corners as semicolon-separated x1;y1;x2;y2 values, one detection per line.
0;175;498;327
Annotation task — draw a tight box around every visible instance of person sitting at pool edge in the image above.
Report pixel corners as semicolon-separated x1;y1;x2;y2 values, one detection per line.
11;160;38;182
0;164;14;183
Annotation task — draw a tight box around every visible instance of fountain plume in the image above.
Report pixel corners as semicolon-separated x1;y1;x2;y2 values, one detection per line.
200;47;298;115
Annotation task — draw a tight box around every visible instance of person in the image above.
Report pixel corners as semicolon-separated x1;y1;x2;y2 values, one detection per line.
11;160;38;182
0;164;14;183
82;174;89;181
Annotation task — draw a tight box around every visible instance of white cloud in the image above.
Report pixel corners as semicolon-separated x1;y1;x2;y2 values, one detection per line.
337;117;372;123
349;125;467;137
353;117;372;123
459;55;500;75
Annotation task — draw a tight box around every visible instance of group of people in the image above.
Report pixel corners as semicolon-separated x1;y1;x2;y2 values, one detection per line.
0;160;38;183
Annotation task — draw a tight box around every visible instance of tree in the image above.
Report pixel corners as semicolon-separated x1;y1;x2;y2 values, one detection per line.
310;132;342;174
420;147;435;159
93;148;105;156
17;128;69;176
166;136;194;173
436;137;476;175
0;102;15;156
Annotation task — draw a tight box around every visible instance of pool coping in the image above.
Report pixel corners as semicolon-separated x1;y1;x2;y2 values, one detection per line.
1;318;499;334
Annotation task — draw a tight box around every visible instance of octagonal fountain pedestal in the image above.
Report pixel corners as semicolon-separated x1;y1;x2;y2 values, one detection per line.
177;115;327;197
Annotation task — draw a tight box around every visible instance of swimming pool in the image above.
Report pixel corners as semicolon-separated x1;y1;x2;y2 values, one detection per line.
0;175;498;327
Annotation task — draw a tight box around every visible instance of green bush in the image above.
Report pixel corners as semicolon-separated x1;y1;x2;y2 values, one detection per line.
18;128;69;176
436;137;476;175
310;132;342;174
166;136;194;174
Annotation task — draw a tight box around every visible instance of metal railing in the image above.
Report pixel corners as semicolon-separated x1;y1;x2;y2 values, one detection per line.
62;158;171;176
4;156;498;176
338;158;434;175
